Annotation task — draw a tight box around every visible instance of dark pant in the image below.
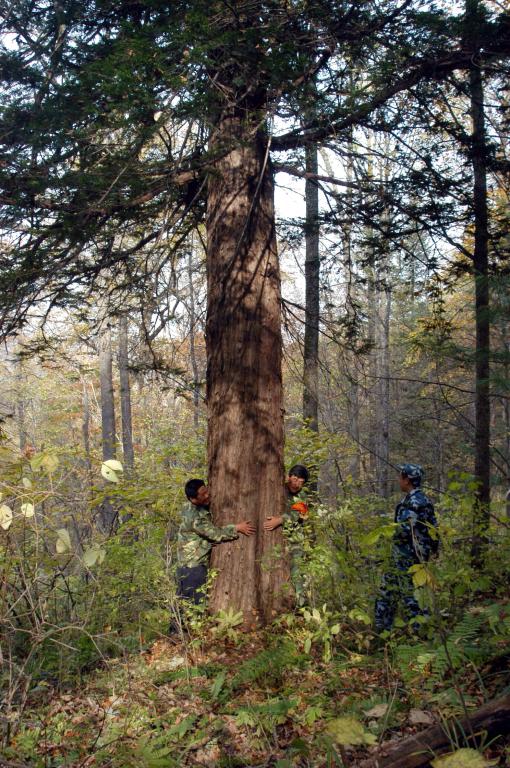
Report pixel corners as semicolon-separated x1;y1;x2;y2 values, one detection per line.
168;565;208;635
176;564;208;605
374;554;429;632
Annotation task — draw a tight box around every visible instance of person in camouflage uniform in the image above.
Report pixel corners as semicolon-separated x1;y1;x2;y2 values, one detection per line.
374;463;439;633
173;478;255;619
264;465;310;607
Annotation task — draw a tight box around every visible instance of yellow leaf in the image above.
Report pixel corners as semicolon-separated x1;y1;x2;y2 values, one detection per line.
0;504;13;530
325;716;377;746
20;503;35;518
101;464;119;483
56;528;71;553
42;453;59;474
432;748;498;767
103;459;123;473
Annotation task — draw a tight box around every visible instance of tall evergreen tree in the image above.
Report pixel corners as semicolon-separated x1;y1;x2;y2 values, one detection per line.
1;0;508;618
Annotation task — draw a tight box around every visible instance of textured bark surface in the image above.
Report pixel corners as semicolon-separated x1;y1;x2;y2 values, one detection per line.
98;326;117;533
467;0;491;565
99;327;116;461
207;116;288;624
187;242;201;430
118;313;134;473
303;142;320;432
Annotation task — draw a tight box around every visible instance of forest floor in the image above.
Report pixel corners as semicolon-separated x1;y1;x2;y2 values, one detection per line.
3;621;510;768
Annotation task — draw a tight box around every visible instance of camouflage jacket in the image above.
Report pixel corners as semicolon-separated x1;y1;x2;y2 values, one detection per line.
177;503;239;567
392;488;438;562
281;489;309;552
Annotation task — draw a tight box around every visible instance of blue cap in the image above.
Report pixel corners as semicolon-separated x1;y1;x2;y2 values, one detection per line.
397;463;424;484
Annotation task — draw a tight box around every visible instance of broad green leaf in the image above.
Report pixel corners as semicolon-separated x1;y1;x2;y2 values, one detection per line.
312;608;321;622
410;564;428;587
101;464;119;483
22;477;32;489
103;459;123;472
0;504;13;530
409;563;437;589
210;670;226;700
330;624;340;635
325;716;377;746
83;545;106;567
432;749;498;767
42;453;59;474
362;524;397;546
304;636;312;654
30;454;45;471
20;503;35;518
56;528;71;553
31;451;59;474
348;608;372;625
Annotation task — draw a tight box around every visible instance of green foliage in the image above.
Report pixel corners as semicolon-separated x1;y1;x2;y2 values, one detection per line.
211;608;244;642
300;605;341;662
431;749;498;768
231;638;305;691
325;716;377;746
234;697;298;736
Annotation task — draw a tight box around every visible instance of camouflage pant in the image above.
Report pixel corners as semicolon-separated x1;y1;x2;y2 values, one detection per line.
374;556;426;632
290;551;307;608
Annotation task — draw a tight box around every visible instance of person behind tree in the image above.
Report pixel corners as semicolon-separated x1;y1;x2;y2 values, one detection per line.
171;478;255;630
264;464;310;607
374;463;439;633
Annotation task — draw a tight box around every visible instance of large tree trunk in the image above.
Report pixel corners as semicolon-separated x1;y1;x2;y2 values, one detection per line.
118;313;135;473
467;0;491;566
303;142;320;432
207;115;287;624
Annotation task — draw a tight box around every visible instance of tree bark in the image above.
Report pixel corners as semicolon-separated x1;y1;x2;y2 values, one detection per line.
303;142;320;432
207;114;287;624
118;313;134;473
467;0;491;566
98;325;117;533
81;376;92;480
377;286;391;498
188;238;201;430
15;355;27;453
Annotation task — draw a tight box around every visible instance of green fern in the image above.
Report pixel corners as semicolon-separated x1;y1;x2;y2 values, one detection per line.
231;639;305;691
396;606;506;688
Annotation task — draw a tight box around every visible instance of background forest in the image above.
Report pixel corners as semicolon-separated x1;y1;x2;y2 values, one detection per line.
1;0;510;766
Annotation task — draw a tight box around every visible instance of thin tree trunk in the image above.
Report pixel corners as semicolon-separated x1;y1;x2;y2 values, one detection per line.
378;286;392;498
207;114;286;624
118;313;134;473
303;142;320;432
81;376;92;477
15;356;27;453
98;325;117;533
188;239;201;430
467;0;491;565
344;134;361;482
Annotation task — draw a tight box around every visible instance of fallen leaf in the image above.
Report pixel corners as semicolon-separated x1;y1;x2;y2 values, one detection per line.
366;703;389;719
409;708;434;726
